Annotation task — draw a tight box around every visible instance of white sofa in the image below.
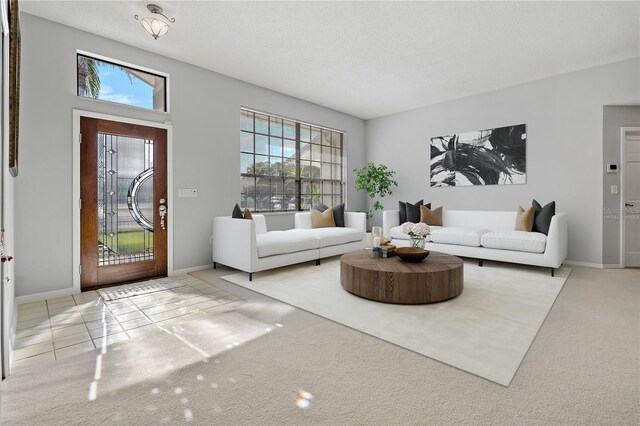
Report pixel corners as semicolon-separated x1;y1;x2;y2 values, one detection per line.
383;209;568;276
212;212;366;280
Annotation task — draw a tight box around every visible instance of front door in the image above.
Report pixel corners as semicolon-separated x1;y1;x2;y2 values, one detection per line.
80;117;168;289
624;131;640;267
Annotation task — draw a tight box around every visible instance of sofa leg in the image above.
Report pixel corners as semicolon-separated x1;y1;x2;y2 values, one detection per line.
315;259;321;266
213;262;217;269
249;273;253;281
478;259;483;267
550;268;554;277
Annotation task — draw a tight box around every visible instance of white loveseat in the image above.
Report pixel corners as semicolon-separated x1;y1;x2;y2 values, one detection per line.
213;212;366;280
383;209;568;275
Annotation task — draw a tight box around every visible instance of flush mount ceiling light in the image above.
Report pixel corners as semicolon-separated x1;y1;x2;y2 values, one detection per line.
134;4;175;40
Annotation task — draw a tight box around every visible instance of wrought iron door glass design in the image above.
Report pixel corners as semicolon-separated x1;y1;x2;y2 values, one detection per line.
98;133;154;266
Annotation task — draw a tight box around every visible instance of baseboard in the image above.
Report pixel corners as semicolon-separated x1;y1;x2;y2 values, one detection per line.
170;264;214;276
15;287;77;305
563;260;604;269
602;263;624;269
15;267;214;303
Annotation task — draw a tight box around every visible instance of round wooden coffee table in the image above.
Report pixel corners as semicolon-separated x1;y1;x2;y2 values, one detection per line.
340;250;464;304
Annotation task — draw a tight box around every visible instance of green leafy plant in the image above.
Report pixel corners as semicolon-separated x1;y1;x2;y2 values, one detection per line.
353;162;398;219
77;56;135;99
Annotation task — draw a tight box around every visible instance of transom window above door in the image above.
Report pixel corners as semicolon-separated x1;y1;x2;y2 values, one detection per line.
77;52;168;112
240;108;344;212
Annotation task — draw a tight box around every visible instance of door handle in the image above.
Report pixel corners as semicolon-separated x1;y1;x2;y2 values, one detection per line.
158;205;167;230
625;203;634;207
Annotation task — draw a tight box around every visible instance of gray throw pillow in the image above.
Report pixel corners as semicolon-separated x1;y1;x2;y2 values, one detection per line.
399;200;428;223
232;203;244;219
332;203;345;227
532;199;555;235
314;203;328;212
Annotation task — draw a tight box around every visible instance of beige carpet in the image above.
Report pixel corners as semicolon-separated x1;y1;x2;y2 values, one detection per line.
1;265;638;425
220;258;570;386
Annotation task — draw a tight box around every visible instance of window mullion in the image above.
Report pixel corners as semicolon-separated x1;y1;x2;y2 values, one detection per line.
296;123;301;211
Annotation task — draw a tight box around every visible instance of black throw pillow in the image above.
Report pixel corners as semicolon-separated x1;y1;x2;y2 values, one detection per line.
314;203;345;227
232;203;244;219
399;200;429;223
532;199;555;235
398;201;407;224
332;203;345;227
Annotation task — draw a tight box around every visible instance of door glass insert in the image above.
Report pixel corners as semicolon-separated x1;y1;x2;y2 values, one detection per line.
98;133;154;266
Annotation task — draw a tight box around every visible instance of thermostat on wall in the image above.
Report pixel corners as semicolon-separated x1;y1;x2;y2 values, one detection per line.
606;164;618;174
178;188;198;198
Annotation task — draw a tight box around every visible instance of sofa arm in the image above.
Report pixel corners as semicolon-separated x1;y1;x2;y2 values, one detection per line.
212;217;257;273
543;213;568;268
383;210;400;237
344;212;366;234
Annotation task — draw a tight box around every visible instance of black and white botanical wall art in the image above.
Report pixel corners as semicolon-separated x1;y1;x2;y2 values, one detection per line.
430;124;526;187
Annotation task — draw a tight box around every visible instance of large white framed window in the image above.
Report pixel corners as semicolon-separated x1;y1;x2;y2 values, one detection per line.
76;51;168;113
240;108;344;212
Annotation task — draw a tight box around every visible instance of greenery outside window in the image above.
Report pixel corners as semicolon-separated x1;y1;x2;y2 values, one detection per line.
240;108;344;212
77;52;168;112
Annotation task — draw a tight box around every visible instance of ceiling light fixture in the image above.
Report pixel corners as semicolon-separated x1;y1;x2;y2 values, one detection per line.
134;4;175;40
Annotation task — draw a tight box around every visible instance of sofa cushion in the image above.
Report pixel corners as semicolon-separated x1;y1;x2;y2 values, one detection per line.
332;203;346;227
515;206;534;231
405;201;425;223
256;230;319;257
420;205;443;226
232;204;244;219
399;200;427;224
532;199;555;235
311;208;336;228
314;203;345;227
430;227;490;247
304;227;363;248
481;231;547;253
390;225;440;241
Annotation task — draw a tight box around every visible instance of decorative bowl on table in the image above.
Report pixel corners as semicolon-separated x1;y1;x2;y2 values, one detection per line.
396;247;430;263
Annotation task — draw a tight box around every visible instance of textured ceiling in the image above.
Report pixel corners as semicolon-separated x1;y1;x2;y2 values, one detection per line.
21;1;640;119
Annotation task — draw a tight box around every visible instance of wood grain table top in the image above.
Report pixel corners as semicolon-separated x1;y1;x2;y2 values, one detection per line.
340;249;464;304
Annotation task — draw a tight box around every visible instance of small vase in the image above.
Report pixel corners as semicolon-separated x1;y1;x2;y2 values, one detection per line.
410;236;426;249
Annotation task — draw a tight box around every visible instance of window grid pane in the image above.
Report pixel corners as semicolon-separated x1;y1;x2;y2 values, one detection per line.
240;109;344;212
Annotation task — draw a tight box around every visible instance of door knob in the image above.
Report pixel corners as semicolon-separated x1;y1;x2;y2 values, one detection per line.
158;205;167;230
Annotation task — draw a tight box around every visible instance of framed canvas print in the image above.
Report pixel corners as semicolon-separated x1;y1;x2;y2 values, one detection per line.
8;0;20;177
430;123;526;187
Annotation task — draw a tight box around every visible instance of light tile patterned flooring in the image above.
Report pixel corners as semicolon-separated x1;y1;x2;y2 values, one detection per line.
12;275;244;373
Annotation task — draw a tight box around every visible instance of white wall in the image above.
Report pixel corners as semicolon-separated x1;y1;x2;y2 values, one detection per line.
365;58;640;265
15;14;366;297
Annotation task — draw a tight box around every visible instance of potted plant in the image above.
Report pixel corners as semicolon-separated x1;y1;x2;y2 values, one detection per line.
353;162;398;226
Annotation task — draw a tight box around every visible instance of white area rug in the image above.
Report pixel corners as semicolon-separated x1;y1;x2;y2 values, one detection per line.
221;257;571;386
98;279;186;301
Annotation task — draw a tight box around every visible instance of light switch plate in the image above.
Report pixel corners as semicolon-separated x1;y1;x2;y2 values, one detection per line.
611;185;618;195
178;188;197;198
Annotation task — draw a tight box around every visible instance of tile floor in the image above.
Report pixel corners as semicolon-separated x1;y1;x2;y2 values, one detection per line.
12;275;244;373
